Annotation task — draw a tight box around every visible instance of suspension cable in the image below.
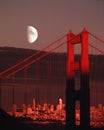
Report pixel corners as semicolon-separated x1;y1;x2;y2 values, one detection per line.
5;41;67;78
0;34;67;76
89;32;104;44
2;34;80;78
89;43;104;54
4;34;80;78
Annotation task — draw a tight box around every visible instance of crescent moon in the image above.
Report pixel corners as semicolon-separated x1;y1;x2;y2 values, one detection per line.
27;26;38;43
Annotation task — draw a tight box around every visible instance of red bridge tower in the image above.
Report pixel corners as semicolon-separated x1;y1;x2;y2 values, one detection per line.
66;28;90;129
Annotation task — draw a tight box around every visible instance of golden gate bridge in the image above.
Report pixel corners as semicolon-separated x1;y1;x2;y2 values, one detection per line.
0;28;104;129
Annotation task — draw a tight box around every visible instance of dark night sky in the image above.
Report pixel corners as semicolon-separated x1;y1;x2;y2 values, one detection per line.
0;0;104;52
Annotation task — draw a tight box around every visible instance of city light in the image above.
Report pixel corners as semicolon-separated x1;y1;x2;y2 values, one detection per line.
7;98;104;128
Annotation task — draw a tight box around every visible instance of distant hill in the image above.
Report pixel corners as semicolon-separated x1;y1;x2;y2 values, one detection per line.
0;47;103;80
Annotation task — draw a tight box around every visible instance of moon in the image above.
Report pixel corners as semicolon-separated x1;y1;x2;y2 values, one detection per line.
27;26;38;43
